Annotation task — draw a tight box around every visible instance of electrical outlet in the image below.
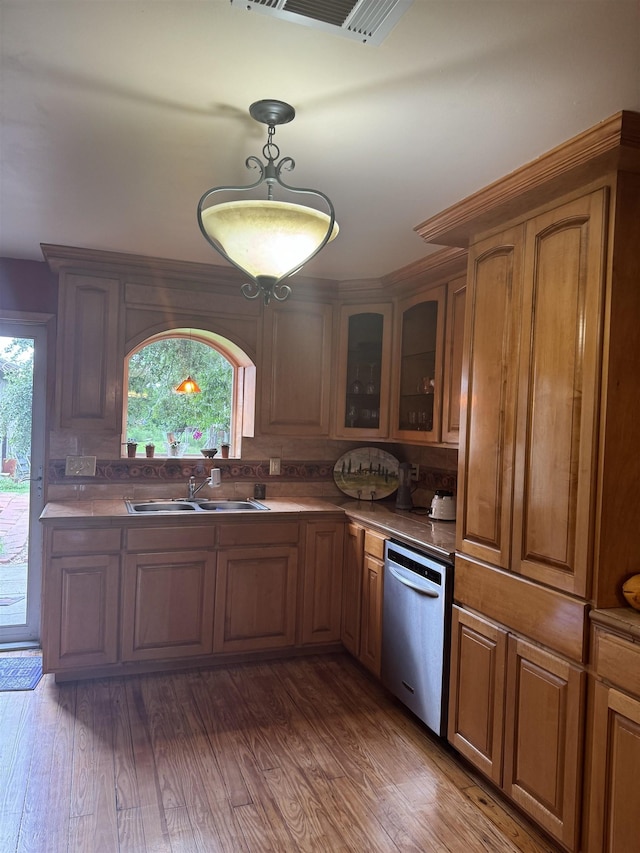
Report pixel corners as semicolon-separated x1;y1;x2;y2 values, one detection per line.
269;457;281;476
410;463;419;481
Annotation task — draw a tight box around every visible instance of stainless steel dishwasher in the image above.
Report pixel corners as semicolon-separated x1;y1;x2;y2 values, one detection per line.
381;540;453;736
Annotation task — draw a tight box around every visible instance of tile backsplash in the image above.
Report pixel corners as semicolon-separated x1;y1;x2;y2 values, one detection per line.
47;445;457;504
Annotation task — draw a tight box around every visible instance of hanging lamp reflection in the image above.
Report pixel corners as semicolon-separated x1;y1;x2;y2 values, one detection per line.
175;375;201;394
197;99;338;306
175;331;201;394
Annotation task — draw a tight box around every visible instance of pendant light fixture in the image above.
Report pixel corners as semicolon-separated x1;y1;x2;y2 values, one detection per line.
175;331;201;394
197;99;339;306
175;375;201;394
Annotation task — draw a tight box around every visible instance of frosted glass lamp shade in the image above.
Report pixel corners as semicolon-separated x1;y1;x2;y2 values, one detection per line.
200;200;339;280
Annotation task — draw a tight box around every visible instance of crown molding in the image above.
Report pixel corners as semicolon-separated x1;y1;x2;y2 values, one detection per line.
414;110;640;248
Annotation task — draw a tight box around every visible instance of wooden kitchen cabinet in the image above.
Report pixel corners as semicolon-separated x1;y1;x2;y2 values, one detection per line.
449;605;585;850
122;525;216;661
301;520;345;645
260;298;333;436
503;634;584;849
441;275;466;445
340;525;386;676
448;606;507;785
214;545;298;654
42;527;122;673
448;130;640;608
457;190;605;597
46;553;120;671
419;113;640;852
56;272;123;431
391;286;446;443
586;615;640;853
333;304;393;439
341;521;364;656
456;225;523;571
121;549;216;662
358;529;386;676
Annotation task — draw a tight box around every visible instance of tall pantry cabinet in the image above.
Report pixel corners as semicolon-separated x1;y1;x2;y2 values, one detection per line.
416;111;640;852
457;190;606;598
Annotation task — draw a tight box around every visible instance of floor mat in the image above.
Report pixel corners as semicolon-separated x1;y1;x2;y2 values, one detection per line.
0;656;43;691
0;596;25;607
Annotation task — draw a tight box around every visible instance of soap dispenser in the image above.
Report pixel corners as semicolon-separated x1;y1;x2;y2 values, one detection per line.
395;462;413;510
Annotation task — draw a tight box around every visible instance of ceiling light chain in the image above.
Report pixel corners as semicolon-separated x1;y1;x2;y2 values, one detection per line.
197;99;339;306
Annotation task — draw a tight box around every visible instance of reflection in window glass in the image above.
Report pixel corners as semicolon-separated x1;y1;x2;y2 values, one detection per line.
126;338;233;456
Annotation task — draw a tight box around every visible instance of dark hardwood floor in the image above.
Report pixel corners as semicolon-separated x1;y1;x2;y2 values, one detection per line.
0;651;561;852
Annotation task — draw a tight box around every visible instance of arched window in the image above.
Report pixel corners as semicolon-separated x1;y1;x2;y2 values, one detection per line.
123;329;255;458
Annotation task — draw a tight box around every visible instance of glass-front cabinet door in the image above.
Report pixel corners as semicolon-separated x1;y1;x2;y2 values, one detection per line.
333;304;393;439
392;286;446;443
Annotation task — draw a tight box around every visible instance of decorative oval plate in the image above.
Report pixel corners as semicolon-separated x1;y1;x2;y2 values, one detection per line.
333;447;399;500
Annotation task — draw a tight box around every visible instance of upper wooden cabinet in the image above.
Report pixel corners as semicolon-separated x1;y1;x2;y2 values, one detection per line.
456;225;533;571
333;304;393;439
441;276;467;445
422;111;640;607
56;272;124;431
512;193;605;596
382;248;468;447
260;299;333;436
457;191;606;598
391;286;446;443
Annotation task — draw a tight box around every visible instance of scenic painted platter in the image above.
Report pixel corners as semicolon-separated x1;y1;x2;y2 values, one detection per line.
333;447;400;501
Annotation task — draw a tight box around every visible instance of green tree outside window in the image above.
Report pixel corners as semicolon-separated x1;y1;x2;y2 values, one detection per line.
126;338;233;455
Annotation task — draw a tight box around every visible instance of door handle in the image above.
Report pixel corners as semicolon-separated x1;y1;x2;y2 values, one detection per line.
388;565;439;596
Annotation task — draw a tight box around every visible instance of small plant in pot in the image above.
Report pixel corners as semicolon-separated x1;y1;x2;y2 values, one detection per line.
145;443;155;458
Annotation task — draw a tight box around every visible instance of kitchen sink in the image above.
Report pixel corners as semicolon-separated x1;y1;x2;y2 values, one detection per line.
195;500;269;511
125;499;269;514
128;501;196;512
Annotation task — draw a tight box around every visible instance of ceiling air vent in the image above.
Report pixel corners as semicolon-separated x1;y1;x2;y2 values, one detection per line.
229;0;413;45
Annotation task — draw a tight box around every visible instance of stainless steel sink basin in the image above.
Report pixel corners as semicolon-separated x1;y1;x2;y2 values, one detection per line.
125;499;269;514
128;501;196;512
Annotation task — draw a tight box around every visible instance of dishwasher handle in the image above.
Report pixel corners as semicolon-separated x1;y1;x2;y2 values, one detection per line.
388;565;440;597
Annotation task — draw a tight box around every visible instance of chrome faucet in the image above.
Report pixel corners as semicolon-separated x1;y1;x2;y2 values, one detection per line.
187;470;221;500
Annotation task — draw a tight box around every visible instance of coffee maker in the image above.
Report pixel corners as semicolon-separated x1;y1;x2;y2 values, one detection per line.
395;462;413;510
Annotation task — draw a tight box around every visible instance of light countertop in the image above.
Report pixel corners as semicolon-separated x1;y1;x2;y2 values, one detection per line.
40;496;456;561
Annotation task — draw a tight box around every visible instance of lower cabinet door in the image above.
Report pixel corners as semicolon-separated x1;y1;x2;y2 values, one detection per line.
503;635;585;850
341;522;364;656
214;546;298;653
359;553;383;676
121;550;216;661
301;521;344;645
46;554;120;671
448;605;507;785
587;681;640;853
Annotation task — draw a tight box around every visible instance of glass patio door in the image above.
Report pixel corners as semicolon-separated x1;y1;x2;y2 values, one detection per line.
0;322;46;646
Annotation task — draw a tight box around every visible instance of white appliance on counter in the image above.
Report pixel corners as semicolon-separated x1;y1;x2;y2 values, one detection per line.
429;490;456;521
381;540;453;736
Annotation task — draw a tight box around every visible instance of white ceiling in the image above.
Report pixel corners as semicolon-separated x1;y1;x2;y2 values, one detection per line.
1;1;639;282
